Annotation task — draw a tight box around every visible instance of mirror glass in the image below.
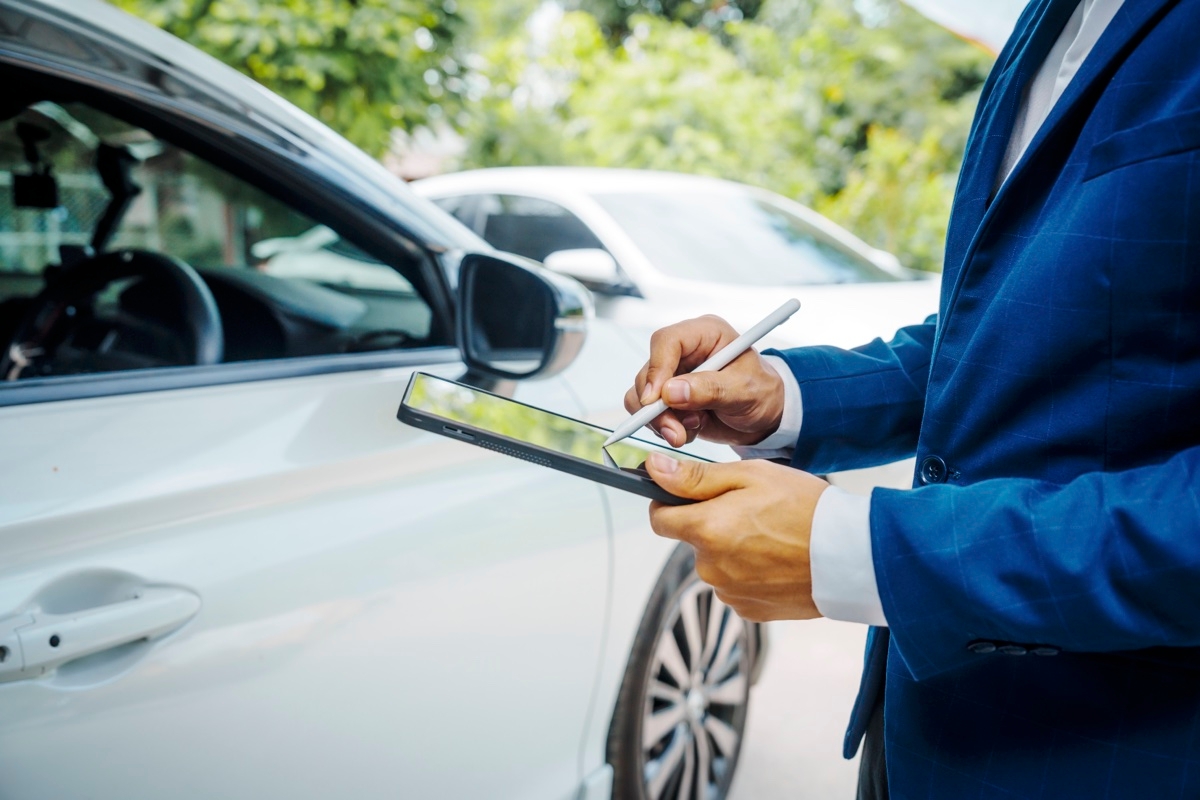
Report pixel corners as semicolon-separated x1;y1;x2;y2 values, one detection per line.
461;255;553;377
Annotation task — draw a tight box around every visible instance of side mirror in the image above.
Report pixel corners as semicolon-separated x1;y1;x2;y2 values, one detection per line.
458;252;592;381
871;249;916;278
542;248;621;288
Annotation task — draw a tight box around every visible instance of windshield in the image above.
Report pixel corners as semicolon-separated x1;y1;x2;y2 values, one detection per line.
592;190;900;285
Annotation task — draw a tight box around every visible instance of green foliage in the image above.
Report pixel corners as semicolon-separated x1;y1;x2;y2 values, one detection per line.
111;0;464;157
459;13;815;193
455;0;543;46
458;0;994;271
815;125;961;272
574;0;766;40
114;0;994;273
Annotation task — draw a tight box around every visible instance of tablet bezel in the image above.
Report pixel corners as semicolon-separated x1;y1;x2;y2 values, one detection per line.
397;371;703;505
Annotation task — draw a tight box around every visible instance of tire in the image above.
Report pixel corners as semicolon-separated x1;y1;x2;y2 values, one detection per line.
607;544;756;800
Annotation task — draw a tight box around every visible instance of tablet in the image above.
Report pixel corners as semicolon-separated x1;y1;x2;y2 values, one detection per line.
397;372;707;505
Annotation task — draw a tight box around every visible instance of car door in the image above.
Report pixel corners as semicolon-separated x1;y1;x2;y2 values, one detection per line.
0;40;608;800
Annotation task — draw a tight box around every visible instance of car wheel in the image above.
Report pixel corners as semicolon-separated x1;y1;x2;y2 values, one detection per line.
608;544;754;800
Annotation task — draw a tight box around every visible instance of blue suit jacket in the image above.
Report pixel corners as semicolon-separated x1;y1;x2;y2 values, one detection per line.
771;0;1200;795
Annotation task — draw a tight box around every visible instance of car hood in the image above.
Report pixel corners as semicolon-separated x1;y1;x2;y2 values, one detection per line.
607;276;943;351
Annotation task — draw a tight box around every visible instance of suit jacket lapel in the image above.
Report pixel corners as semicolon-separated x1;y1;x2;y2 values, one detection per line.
942;0;1081;292
939;0;1180;336
985;0;1181;220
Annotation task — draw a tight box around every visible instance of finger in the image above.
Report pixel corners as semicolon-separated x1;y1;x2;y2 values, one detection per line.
660;350;761;413
648;501;714;550
645;452;750;501
678;315;740;371
628;401;683;443
626;363;651;412
643;317;736;405
647;499;695;543
661;370;732;413
654;413;688;447
643;329;683;406
627;373;684;442
623;385;641;416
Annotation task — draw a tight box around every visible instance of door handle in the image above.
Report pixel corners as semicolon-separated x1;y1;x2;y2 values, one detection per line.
0;586;200;681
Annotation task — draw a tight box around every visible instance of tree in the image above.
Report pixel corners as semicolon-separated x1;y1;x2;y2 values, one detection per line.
112;0;465;157
457;0;993;271
815;124;964;271
461;13;814;189
574;0;766;40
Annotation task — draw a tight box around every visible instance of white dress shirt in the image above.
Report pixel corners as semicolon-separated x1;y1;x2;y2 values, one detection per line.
738;0;1127;626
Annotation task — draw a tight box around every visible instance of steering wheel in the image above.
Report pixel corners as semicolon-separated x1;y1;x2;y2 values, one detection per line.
1;249;224;381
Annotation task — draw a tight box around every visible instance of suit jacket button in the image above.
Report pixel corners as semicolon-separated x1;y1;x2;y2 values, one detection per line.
997;644;1028;655
1031;646;1060;656
919;455;948;485
967;641;996;654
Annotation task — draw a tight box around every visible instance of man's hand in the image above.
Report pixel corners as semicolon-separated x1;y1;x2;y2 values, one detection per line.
623;315;785;447
645;452;829;622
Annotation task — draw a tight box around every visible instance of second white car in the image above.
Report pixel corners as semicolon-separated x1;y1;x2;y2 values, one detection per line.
413;167;941;352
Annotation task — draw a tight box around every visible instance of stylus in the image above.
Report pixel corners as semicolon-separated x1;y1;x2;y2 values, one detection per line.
602;298;801;448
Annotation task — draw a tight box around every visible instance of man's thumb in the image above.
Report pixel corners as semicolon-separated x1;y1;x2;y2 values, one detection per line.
662;373;730;412
645;453;745;500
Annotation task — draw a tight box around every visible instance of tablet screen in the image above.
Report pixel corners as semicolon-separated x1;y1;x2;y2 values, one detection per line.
405;372;703;471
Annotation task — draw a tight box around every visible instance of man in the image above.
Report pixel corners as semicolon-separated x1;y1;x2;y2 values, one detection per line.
624;0;1200;795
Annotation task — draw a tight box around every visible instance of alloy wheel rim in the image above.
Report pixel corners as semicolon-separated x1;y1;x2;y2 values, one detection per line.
641;578;750;800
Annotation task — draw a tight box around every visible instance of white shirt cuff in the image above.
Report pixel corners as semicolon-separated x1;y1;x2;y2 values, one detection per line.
731;354;803;459
810;485;888;626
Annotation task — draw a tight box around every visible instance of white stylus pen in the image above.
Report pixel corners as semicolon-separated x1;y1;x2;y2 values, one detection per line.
602;298;801;448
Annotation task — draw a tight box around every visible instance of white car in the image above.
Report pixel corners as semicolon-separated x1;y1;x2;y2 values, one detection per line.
412;167;942;352
0;3;759;800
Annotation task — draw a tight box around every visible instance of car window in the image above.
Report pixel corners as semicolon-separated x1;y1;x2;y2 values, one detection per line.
591;190;901;285
0;101;434;377
430;195;478;231
472;194;607;263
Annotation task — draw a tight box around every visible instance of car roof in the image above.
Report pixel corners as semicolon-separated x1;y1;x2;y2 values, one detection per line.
416;167;759;196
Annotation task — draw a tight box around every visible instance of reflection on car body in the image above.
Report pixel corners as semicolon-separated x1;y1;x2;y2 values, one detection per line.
0;2;762;800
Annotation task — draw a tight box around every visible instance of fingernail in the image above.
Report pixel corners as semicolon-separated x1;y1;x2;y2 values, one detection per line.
640;384;655;405
680;412;701;430
664;379;689;405
648;452;680;474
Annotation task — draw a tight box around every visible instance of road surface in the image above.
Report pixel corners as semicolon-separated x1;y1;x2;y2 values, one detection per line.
730;618;867;799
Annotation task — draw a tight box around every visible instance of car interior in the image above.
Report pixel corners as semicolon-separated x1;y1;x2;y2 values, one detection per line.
0;88;439;383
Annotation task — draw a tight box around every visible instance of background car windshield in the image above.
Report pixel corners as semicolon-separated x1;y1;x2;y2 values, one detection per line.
592;190;901;285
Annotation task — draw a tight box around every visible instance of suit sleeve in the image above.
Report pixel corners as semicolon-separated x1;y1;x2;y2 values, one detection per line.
765;316;937;474
872;444;1200;680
